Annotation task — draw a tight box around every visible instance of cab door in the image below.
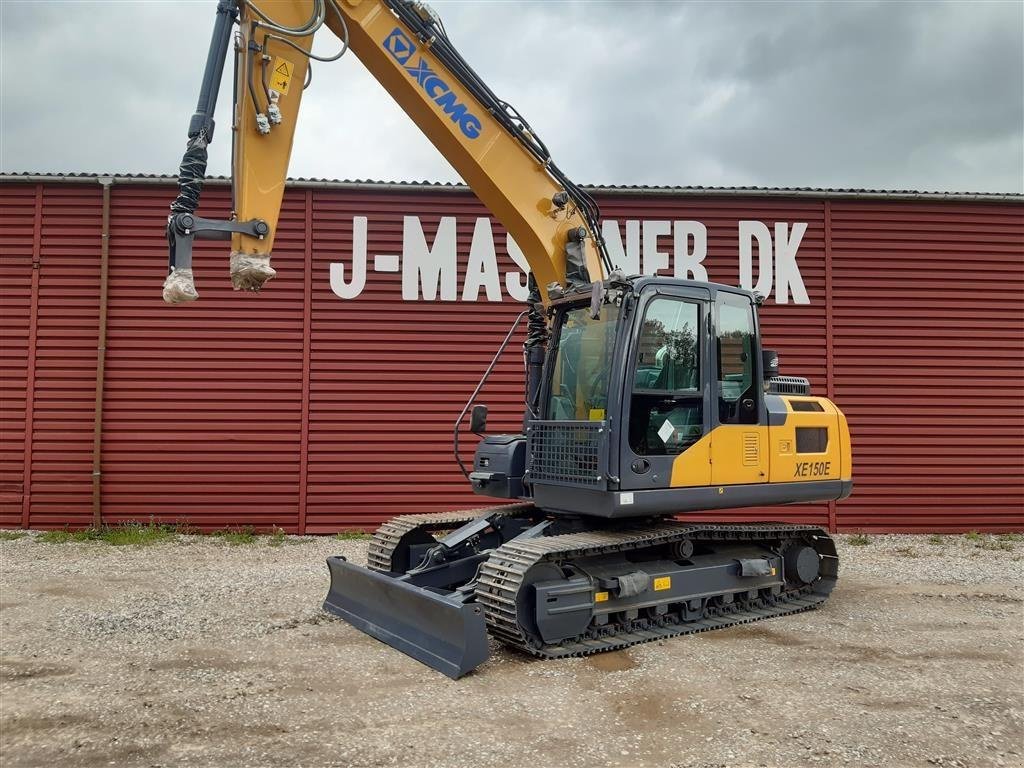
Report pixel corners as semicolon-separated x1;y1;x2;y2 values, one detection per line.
710;291;769;485
619;285;712;491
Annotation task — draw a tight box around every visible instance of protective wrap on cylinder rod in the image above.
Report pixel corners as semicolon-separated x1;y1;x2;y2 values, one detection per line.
524;275;548;351
523;275;548;421
169;133;209;217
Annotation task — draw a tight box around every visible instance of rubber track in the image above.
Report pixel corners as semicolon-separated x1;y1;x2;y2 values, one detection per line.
475;522;838;658
366;503;536;572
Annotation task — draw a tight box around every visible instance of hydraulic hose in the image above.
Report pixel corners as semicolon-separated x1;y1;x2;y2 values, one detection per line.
169;0;238;218
382;0;612;276
241;0;326;36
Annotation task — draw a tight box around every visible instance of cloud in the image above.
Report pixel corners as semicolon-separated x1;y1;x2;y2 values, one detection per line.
1;0;1020;192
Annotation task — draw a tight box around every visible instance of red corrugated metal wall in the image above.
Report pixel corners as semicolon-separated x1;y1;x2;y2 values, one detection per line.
101;184;307;531
0;184;38;527
34;185;105;529
1;179;1021;533
829;201;1024;531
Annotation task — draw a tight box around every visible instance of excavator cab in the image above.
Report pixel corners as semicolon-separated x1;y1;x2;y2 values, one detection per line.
472;276;852;517
529;277;714;514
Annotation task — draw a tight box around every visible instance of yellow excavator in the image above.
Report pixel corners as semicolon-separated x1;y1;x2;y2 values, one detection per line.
166;0;852;678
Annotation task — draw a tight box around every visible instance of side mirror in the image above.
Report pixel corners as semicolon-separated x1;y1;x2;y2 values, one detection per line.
470;404;488;435
762;349;780;379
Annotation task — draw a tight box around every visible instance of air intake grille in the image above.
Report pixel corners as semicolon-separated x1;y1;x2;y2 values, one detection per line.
527;420;608;489
743;432;760;466
767;376;811;395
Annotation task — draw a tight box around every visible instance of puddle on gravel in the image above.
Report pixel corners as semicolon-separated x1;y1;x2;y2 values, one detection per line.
588;650;637;672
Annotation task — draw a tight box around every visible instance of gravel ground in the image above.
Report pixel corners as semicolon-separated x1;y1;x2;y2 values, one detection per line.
1;531;1022;768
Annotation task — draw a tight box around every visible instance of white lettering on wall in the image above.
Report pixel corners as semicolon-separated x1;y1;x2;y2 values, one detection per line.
602;219;640;276
739;220;774;298
402;215;457;301
604;219;708;282
642;220;672;275
329;216;367;299
673;221;708;281
334;215;810;305
504;234;531;302
463;217;502;302
774;222;809;304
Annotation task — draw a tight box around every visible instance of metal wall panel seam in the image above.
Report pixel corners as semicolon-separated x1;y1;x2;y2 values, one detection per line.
824;200;837;532
19;185;43;528
91;177;113;527
298;189;313;535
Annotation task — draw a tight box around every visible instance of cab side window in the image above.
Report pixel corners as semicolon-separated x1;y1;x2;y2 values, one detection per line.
629;298;702;456
716;293;758;425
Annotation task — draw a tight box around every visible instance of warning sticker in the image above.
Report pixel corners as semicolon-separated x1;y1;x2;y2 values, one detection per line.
653;577;671;591
270;57;295;95
657;419;675;444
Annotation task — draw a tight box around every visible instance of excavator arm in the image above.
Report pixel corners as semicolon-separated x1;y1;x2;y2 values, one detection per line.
165;0;611;304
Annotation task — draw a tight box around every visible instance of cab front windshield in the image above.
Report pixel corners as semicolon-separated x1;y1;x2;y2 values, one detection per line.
546;304;620;421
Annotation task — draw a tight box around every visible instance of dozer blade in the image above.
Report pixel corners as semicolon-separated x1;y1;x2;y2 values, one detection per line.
323;556;490;679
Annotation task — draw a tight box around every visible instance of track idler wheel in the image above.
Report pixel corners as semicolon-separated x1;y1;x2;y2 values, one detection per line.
784;543;821;584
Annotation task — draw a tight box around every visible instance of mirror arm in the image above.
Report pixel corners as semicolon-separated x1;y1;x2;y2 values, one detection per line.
452;310;529;479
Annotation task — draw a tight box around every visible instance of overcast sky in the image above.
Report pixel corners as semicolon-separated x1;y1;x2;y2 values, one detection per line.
1;0;1021;192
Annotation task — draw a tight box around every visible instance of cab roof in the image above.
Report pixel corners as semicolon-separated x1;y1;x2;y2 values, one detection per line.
626;275;757;301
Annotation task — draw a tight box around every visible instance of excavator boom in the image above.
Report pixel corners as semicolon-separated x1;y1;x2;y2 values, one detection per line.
165;0;608;304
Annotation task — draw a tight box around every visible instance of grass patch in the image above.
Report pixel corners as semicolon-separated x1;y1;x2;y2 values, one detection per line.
334;530;371;540
894;546;919;558
927;534;947;546
847;533;871;546
172;520;202;536
977;539;1013;552
100;522;178;546
267;526;287;547
211;526;292;546
36;522;179;546
964;530;983;541
0;530;28;541
211;526;258;545
996;533;1022;543
37;528;101;544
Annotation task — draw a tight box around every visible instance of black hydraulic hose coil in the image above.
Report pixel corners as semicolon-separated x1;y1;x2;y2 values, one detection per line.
524;275;549;350
169;132;209;216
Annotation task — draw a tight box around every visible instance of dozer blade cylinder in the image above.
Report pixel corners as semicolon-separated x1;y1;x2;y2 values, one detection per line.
323;556;490;679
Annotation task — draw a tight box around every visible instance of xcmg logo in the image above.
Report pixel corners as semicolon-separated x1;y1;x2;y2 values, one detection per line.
383;27;483;140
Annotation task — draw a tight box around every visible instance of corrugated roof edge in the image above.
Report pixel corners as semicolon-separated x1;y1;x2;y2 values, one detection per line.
1;171;1021;203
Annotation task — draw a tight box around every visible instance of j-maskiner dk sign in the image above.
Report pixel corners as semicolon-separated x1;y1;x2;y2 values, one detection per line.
330;216;811;304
